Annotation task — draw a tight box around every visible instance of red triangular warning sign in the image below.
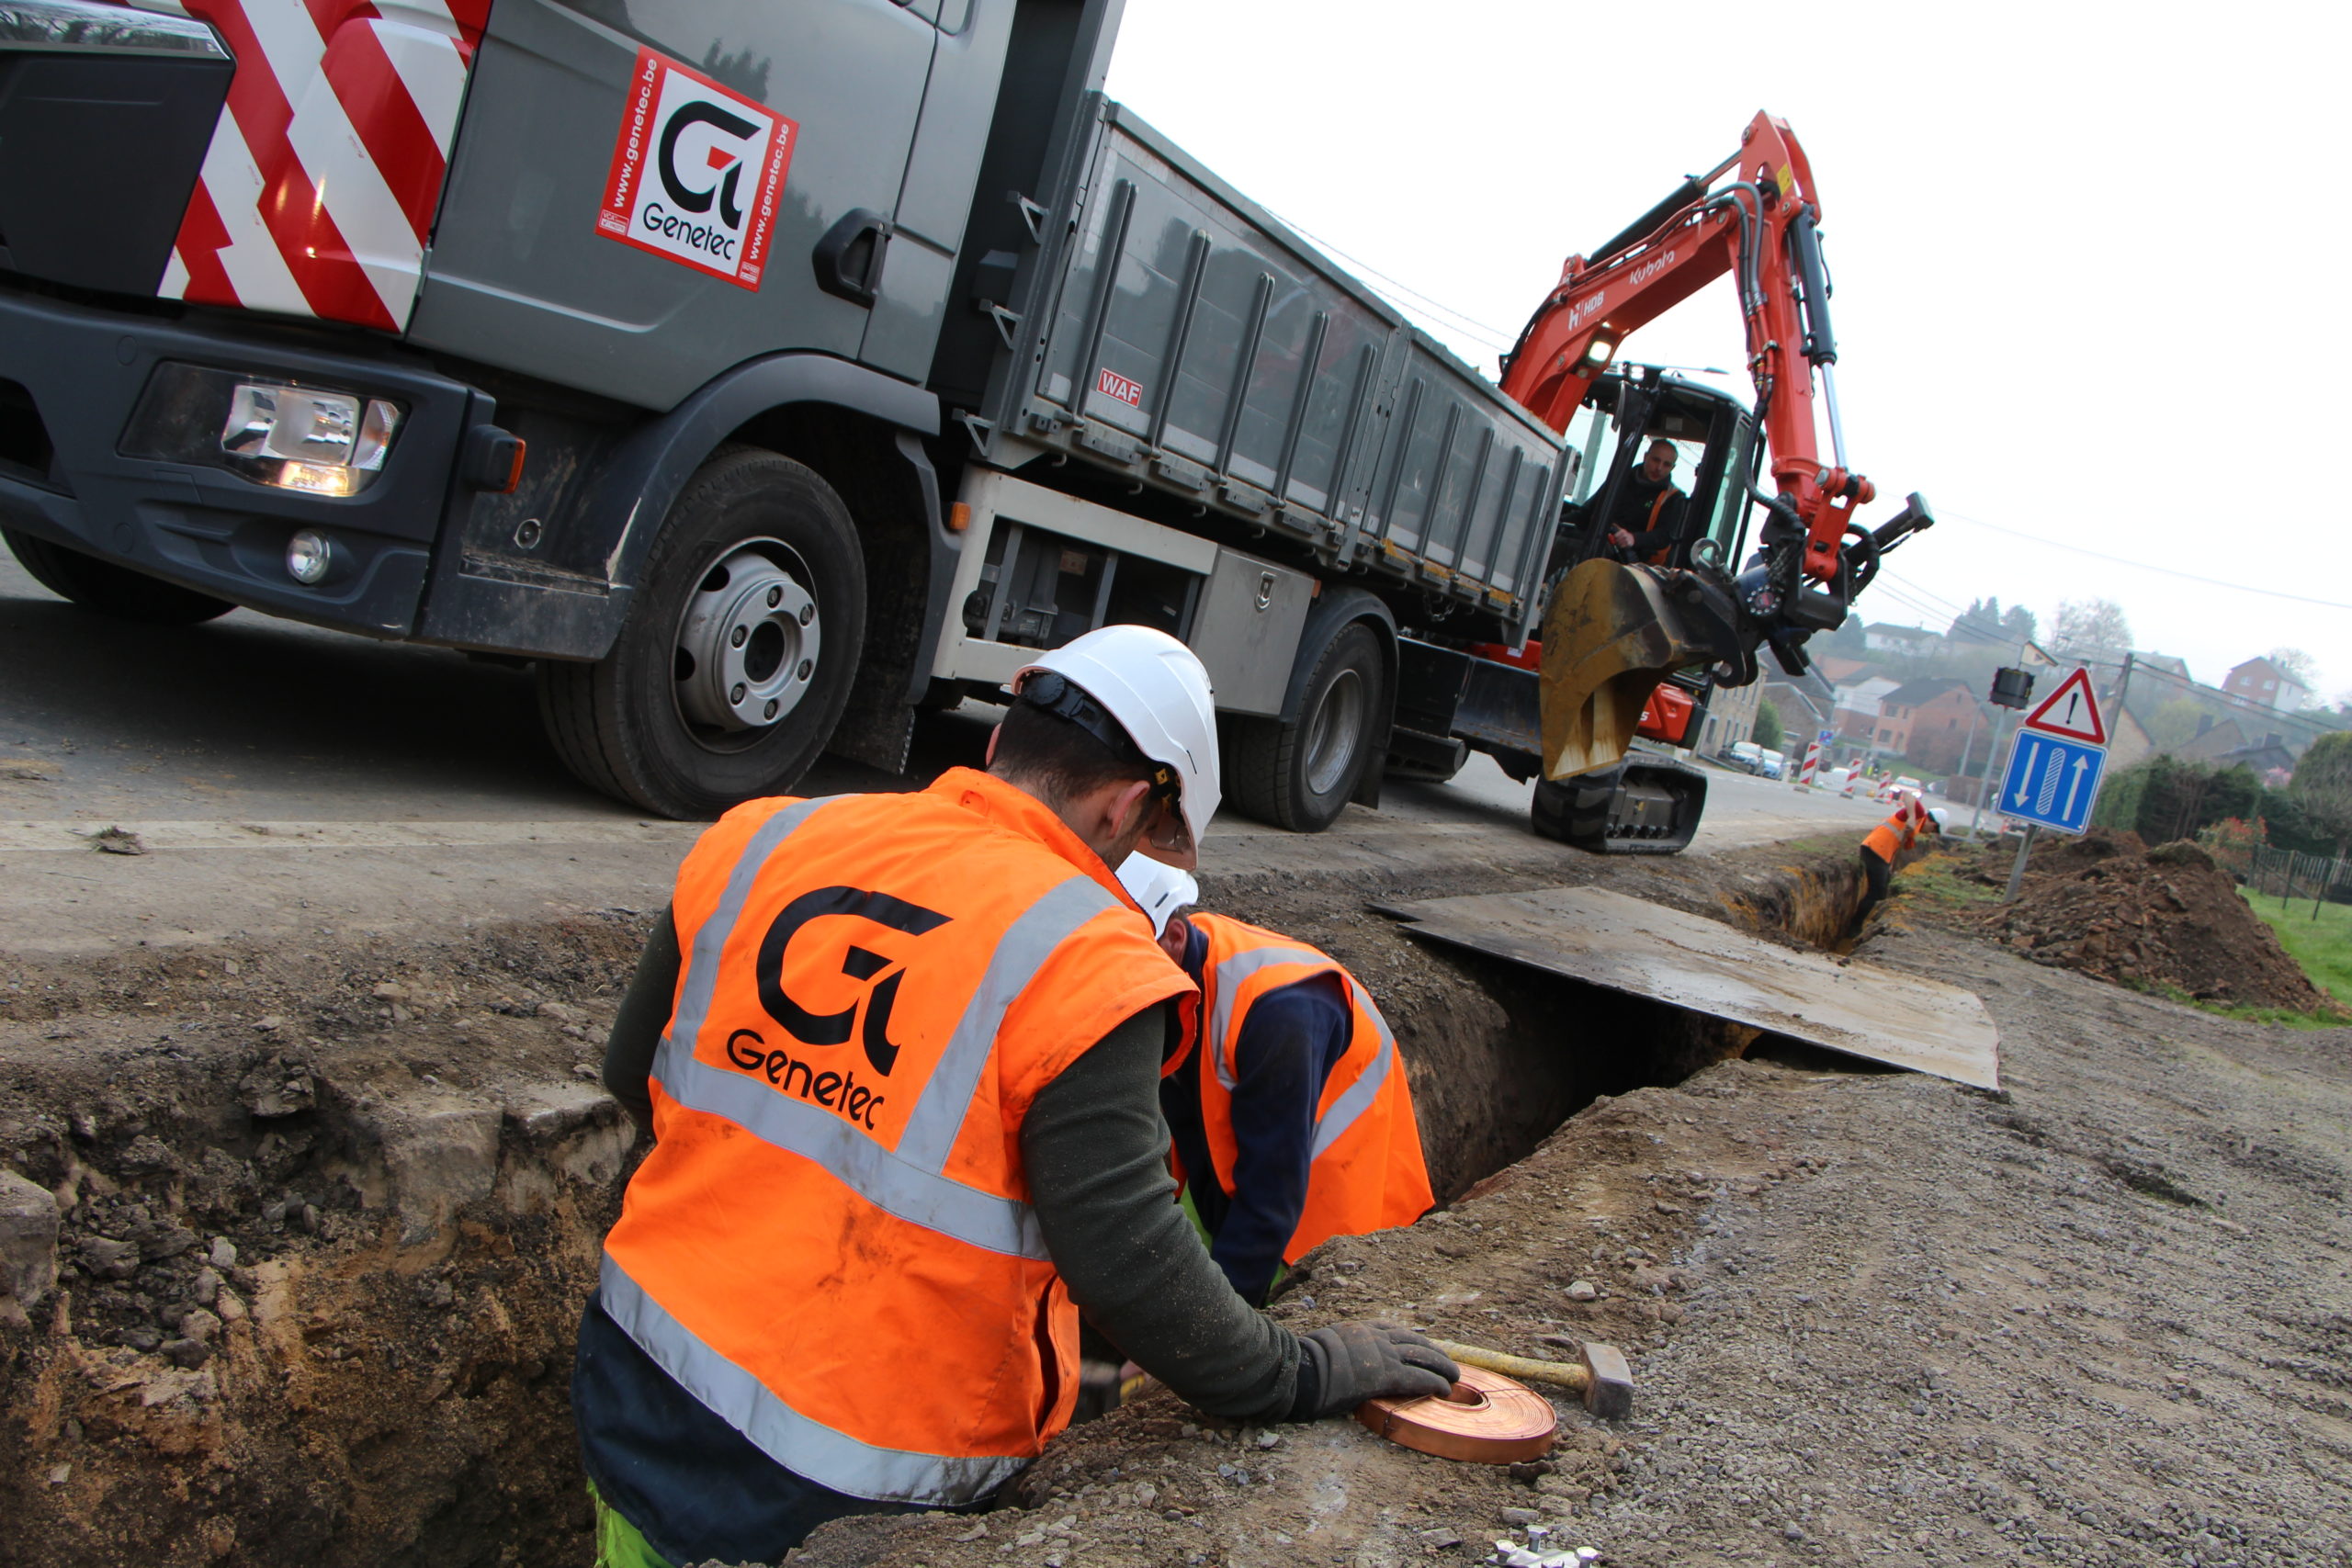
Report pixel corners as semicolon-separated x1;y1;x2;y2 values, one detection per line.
2022;666;2107;743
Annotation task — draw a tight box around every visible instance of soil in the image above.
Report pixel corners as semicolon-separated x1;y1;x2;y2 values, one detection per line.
4;822;2348;1567
1959;832;2329;1011
797;919;2352;1568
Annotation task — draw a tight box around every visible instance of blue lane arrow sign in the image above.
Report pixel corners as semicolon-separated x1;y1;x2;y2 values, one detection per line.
1999;731;2107;834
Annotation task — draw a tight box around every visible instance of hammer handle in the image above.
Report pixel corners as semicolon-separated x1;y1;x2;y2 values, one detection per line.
1427;1338;1591;1393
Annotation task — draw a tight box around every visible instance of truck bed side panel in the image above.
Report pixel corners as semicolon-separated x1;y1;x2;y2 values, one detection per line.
976;98;1566;641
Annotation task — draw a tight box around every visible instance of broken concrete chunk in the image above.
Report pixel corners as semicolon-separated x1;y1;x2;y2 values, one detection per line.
162;1337;211;1370
81;1235;139;1280
370;981;410;1002
179;1307;222;1344
377;1099;503;1243
215;1291;247;1324
237;1055;316;1118
0;1168;62;1315
207;1236;238;1270
137;1220;198;1261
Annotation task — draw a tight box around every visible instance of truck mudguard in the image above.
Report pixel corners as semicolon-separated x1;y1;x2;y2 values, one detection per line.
416;352;942;659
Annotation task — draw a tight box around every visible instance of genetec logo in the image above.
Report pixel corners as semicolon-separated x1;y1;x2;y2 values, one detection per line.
597;48;797;290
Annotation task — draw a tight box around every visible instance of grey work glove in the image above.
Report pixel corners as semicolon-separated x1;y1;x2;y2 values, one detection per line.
1292;1321;1459;1420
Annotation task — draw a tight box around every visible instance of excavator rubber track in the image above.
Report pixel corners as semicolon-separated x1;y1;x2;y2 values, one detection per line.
1529;754;1708;854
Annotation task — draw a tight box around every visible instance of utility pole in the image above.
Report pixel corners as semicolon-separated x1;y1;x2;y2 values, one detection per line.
1951;702;1984;840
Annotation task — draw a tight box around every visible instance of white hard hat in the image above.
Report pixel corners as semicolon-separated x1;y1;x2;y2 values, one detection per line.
1115;852;1198;940
1013;626;1221;864
1928;807;1950;830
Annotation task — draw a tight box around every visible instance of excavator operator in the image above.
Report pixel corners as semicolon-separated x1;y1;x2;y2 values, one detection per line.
574;625;1458;1568
1605;437;1688;563
1118;855;1435;1308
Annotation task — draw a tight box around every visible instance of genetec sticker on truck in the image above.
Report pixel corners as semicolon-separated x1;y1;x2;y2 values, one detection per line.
597;48;797;290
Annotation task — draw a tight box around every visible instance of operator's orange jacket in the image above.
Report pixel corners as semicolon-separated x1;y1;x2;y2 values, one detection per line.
598;769;1189;1507
1862;797;1929;864
1182;912;1434;1265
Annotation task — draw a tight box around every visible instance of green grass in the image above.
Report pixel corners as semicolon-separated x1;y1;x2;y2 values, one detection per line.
2241;889;2352;1010
1891;854;2004;912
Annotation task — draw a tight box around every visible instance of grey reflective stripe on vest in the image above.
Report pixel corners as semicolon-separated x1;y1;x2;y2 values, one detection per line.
664;795;845;1065
1204;943;1329;1090
896;874;1121;1169
1308;979;1398;1159
651;795;1116;1259
598;1252;1028;1506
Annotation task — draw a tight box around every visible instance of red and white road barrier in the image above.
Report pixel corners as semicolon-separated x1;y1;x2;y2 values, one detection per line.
1795;740;1822;789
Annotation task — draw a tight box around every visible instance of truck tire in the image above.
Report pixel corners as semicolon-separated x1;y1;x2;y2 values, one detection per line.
3;527;233;626
1224;620;1386;832
537;448;865;818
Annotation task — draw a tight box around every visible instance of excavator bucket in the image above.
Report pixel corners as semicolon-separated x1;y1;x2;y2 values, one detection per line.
1538;558;1726;780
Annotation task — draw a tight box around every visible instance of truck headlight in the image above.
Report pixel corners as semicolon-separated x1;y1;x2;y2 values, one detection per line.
121;364;403;495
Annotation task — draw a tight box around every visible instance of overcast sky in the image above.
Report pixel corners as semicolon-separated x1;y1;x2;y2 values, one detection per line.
1104;0;2352;705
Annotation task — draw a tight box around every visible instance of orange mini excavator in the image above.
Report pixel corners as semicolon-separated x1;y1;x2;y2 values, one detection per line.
1464;112;1933;849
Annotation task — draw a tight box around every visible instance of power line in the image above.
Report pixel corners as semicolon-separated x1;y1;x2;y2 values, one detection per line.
1938;509;2352;612
1262;206;1518;352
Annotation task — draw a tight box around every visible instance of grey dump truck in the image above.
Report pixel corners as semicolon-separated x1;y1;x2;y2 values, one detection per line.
0;0;1629;833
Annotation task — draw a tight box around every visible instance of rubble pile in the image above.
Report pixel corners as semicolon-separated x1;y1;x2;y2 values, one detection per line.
1974;836;2327;1010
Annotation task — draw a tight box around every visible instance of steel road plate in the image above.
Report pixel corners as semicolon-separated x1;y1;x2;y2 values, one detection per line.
1382;886;1999;1089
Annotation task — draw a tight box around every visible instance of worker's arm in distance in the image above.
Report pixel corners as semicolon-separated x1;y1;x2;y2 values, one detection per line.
603;906;683;1134
1023;1003;1454;1421
1212;972;1352;1305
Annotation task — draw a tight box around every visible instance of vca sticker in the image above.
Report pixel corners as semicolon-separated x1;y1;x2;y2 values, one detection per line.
596;47;797;290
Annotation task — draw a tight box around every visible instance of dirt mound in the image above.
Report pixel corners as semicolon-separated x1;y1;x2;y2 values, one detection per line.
1978;838;2328;1009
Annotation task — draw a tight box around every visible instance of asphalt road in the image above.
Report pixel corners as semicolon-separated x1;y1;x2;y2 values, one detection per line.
0;548;1892;951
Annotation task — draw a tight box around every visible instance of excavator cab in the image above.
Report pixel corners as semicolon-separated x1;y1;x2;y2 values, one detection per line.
1554;368;1758;578
1538;369;1762;784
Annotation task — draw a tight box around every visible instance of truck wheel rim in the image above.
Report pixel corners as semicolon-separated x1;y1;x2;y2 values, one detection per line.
673;539;821;746
1304;668;1365;797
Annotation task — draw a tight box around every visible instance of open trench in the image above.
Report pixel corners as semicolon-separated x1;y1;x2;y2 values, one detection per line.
0;840;1880;1568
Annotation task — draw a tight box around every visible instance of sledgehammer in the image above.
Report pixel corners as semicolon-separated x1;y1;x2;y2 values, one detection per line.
1425;1337;1635;1420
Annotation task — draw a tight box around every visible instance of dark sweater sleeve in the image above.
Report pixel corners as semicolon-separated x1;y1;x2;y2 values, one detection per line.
602;906;683;1133
1210;973;1352;1305
1023;1003;1305;1424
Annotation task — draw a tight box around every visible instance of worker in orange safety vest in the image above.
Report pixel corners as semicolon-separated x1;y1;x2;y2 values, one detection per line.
1856;795;1940;924
1118;856;1435;1306
572;626;1459;1568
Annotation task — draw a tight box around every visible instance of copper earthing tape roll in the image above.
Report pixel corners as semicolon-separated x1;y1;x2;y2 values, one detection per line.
1354;1365;1559;1463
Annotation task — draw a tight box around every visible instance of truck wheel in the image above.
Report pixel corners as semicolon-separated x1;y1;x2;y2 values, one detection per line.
537;449;865;818
3;527;233;626
1224;620;1386;832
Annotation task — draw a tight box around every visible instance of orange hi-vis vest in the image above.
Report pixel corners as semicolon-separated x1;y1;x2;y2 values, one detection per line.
598;769;1189;1506
1186;912;1434;1265
1862;798;1926;864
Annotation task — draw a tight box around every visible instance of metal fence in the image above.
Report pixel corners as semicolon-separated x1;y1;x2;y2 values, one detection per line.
2244;844;2352;908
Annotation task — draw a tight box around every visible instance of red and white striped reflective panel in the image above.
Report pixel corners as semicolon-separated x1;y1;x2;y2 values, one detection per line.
138;0;491;333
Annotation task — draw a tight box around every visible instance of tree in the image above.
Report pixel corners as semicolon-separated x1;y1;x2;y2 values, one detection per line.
2290;731;2352;859
2050;599;2133;661
1752;700;1783;751
1947;597;2006;649
2267;647;2321;702
2000;604;2040;648
2146;697;2205;753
